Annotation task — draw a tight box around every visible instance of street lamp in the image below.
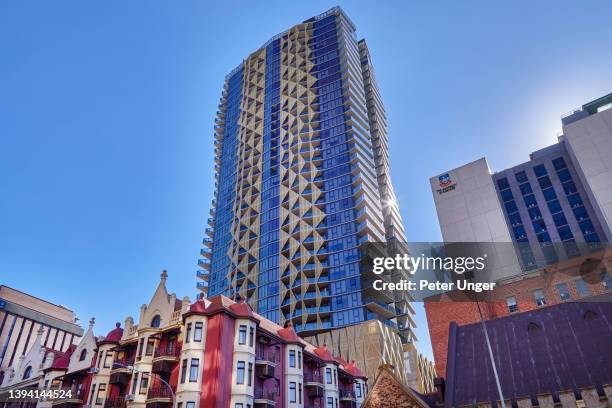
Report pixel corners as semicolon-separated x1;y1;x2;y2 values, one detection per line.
112;362;175;407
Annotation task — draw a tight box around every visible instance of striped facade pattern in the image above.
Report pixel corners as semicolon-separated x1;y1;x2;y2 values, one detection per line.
0;286;82;377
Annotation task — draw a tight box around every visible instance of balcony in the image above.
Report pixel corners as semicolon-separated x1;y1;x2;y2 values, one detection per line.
255;350;278;378
109;371;131;386
364;300;396;319
304;372;324;397
146;386;175;403
111;359;135;372
104;396;126;408
339;390;356;401
152;345;180;373
254;389;276;407
51;388;83;407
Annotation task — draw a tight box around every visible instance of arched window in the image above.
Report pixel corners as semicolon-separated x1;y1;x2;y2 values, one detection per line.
151;315;161;328
22;366;32;380
79;349;88;361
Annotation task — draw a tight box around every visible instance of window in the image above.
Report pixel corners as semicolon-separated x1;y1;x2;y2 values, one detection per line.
150;315;161;328
556;283;571;301
553;212;568;227
189;358;199;382
519;183;533;195
497;177;510;190
97;351;103;368
542;187;557;201
96;383;106;405
236;361;245;384
504;200;518;214
547;199;562;214
248;363;253;386
185;323;192;343
79;349;88;361
327;397;334;408
299;383;302;404
326;367;332;384
356;383;362;398
186;403;195;408
131;372;139;394
334;369;337;385
552;157;567;170
235;404;243;408
602;269;612;291
506;296;518;313
533;164;547;177
137;338;145;358
558;225;574;241
501;189;514;202
289;382;296;403
139;373;149;394
249;327;254;347
557;169;572;183
103;351;112;368
289;350;296;367
89;384;96;405
238;325;247;345
146;339;155;356
22;366;32;380
523;194;537;207
538;176;552;189
180;359;188;383
515;171;528;183
194;322;203;342
574;279;590;297
298;351;302;369
534;289;546;307
177;403;182;408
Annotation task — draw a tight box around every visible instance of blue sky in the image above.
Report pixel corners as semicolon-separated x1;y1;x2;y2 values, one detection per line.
1;1;611;362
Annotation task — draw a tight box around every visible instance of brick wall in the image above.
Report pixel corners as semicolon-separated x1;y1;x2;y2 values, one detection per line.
425;259;610;377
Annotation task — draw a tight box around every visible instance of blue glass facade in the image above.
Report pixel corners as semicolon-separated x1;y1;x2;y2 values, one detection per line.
207;68;243;296
493;142;604;270
199;8;412;341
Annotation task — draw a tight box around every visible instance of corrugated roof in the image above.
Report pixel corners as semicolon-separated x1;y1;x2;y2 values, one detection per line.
446;300;612;406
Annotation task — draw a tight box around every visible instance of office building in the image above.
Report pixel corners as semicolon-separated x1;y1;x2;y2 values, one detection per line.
0;286;83;383
430;92;612;276
197;7;415;384
426;93;612;377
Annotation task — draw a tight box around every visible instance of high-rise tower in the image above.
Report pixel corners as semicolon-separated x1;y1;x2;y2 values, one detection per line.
197;7;415;383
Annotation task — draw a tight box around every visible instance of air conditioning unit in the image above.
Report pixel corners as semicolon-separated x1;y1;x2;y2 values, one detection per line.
125;395;135;402
89;367;100;374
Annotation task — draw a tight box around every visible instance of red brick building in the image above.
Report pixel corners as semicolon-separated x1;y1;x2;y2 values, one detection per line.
425;252;612;377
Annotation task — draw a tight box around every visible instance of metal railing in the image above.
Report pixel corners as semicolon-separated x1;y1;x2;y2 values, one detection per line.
255;349;278;363
103;396;126;408
147;385;175;399
154;345;181;358
340;390;356;399
254;388;276;401
303;372;323;383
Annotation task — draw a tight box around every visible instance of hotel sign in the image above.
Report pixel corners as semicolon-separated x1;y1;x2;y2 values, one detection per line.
436;173;456;194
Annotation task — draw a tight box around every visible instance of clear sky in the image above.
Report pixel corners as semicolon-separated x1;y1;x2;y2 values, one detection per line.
1;1;611;362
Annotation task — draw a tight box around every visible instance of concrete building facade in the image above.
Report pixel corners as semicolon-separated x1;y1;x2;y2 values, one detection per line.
0;286;83;383
430;93;612;276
